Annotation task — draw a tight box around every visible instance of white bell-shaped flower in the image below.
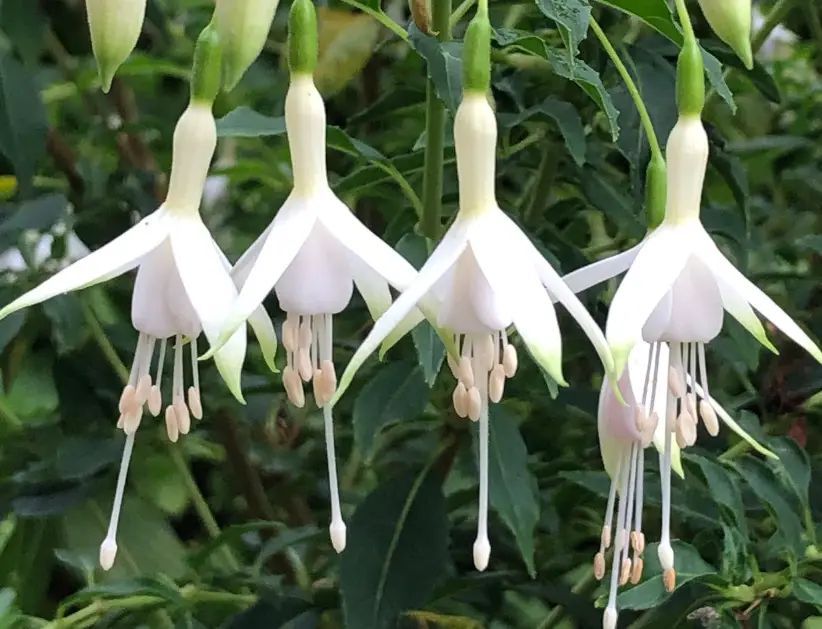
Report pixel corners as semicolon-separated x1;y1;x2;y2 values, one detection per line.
86;0;147;92
0;101;277;571
211;73;425;554
331;91;614;572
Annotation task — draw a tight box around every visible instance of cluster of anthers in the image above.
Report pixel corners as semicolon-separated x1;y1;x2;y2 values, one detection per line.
667;341;719;447
281;313;338;408
116;332;203;442
448;331;518;420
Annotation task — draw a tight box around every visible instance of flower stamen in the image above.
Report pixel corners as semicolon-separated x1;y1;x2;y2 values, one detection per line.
99;431;136;570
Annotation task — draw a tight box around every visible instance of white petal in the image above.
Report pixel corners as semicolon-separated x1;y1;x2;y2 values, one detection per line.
331;219;472;405
218;194;317;348
319;195;419;292
605;226;694;376
132;241;200;339
689;377;777;459
275;221;354;314
716;274;777;354
0;211;169;321
653;257;724;343
169;217;246;402
213;239;278;373
349;251;392;320
496;212;613;374
470;215;565;385
695;233;820;361
561;243;642;296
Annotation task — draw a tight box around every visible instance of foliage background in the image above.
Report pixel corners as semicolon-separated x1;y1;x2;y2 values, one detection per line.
0;0;820;627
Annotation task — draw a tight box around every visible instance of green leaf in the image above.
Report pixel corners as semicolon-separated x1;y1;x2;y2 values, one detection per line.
535;0;591;63
595;0;679;41
473;405;539;576
0;194;67;251
0;0;45;68
0;53;47;197
616;541;718;610
498;97;587;166
493;30;620;140
216;107;286;137
731;456;804;553
795;579;822;609
226;598;318;629
353;362;429;459
55;437;122;481
767;437;811;509
689;454;747;536
4;355;59;420
340;469;449;629
407;25;462;112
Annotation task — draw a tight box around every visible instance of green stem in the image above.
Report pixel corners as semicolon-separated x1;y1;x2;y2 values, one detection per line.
524;144;559;224
752;0;794;52
420;0;452;240
589;17;662;162
339;0;408;41
168;445;241;572
673;0;696;42
450;0;476;28
82;299;129;382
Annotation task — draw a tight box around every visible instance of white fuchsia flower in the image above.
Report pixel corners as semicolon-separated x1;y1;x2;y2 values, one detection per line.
209;8;426;550
330;81;614;570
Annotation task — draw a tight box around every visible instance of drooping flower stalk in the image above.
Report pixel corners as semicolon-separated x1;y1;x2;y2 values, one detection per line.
209;0;427;553
330;5;614;572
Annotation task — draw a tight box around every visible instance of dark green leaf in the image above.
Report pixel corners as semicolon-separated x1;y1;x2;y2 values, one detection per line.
353;362;429;458
690;454;747;535
794;579;822;609
535;0;591;63
340;469;449;629
0;53;47;196
498;97;587;165
407;26;462;112
595;0;679;41
226;598;318;629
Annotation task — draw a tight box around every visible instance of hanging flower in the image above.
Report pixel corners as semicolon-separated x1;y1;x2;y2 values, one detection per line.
209;0;423;554
0;26;276;570
86;0;147;92
330;10;613;572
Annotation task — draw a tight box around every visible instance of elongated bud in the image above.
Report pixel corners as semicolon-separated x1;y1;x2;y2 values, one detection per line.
697;0;753;70
191;22;222;105
676;38;705;117
462;7;491;94
288;0;319;76
409;0;431;34
644;152;667;230
216;0;279;90
664;117;708;224
86;0;147;92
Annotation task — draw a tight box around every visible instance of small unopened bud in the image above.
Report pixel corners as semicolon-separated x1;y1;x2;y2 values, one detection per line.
643;152;667;230
287;0;318;77
409;0;431;34
699;400;720;436
593;552;606;580
216;0;280;90
86;0;147;92
697;0;753;70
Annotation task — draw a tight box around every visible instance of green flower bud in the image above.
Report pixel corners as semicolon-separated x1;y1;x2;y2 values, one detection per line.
215;0;280;91
462;8;491;94
191;22;222;105
644;152;667;230
288;0;318;76
86;0;147;92
697;0;753;70
676;39;705;118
